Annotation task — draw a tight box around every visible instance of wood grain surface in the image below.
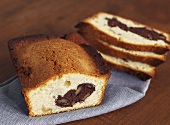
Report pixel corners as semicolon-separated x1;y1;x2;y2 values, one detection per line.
0;0;169;125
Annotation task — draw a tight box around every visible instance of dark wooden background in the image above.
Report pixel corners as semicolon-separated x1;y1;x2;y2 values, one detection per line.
0;0;170;124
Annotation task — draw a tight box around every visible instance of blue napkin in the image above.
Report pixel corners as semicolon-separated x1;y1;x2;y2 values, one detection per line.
0;71;150;125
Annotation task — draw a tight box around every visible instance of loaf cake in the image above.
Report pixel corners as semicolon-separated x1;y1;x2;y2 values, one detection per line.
8;33;110;116
76;12;170;80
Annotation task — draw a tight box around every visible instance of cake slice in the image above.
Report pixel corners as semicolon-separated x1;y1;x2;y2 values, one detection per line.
99;52;155;81
76;12;170;54
8;33;110;116
79;33;166;66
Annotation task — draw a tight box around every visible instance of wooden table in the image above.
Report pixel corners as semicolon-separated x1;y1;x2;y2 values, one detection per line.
0;0;169;124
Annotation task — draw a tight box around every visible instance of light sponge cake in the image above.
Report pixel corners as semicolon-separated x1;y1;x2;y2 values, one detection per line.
76;12;170;54
8;33;110;116
76;12;170;80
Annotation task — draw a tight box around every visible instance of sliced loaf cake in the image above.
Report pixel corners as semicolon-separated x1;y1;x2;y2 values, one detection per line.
8;33;110;116
76;12;170;80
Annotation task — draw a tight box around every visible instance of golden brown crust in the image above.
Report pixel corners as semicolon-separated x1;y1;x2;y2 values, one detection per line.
8;33;110;90
22;90;33;116
65;33;109;75
77;34;166;66
76;22;170;54
65;32;88;45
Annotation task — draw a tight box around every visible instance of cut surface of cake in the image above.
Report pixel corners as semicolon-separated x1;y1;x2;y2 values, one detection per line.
8;33;110;116
76;12;170;80
76;12;170;54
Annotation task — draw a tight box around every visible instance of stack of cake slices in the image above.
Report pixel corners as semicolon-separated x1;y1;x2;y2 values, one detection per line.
76;12;170;80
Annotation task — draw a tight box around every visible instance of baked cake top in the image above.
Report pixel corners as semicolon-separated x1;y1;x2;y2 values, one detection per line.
8;33;110;89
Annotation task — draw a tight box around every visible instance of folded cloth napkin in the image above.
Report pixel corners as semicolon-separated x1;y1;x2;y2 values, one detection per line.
0;71;150;125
